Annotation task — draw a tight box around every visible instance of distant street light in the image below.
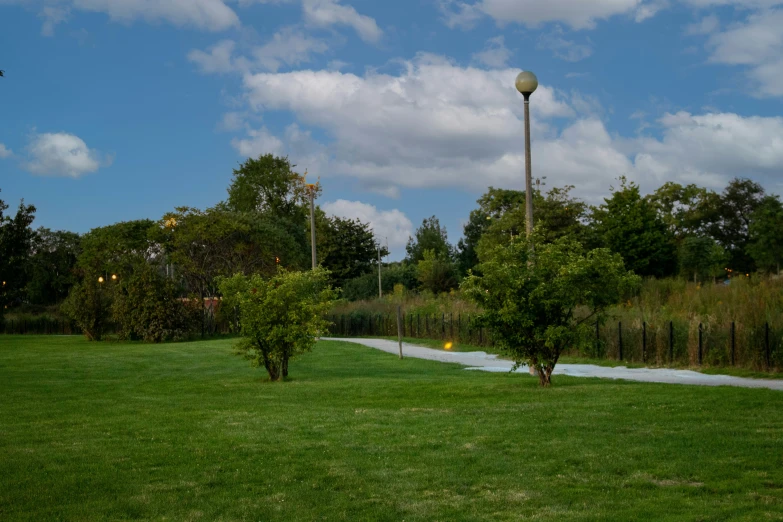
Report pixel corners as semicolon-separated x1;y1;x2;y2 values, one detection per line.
515;71;539;238
98;276;105;284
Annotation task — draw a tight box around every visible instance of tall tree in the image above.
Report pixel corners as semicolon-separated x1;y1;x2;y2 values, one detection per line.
706;178;766;272
590;178;677;278
318;214;385;287
0;191;37;315
406;216;454;263
747;195;783;275
26;228;81;306
646;182;719;240
417;249;458;294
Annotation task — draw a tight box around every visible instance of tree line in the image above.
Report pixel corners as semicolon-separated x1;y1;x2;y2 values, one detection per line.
2;154;782;342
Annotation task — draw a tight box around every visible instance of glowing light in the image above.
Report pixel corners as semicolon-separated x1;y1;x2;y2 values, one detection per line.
98;277;105;283
111;274;117;281
444;342;453;350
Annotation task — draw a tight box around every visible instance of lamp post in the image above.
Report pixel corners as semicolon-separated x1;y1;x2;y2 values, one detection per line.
515;71;538;238
303;170;318;270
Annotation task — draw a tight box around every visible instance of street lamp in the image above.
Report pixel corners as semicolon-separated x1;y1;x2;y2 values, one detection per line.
515;71;538;238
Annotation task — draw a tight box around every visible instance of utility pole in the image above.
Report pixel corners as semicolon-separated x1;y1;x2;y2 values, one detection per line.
378;242;383;298
515;71;539;238
304;170;317;270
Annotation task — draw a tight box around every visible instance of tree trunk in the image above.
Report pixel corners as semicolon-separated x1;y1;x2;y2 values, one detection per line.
538;365;554;387
282;352;289;379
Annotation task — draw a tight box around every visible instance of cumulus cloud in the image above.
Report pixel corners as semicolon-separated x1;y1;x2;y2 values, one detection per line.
24;132;109;178
0;143;12;159
321;200;413;253
226;54;783;201
231;126;286;157
537;27;593;62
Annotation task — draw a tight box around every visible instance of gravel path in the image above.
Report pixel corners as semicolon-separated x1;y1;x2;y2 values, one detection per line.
322;337;783;391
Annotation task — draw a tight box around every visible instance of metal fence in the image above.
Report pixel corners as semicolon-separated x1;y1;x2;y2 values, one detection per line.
326;313;782;371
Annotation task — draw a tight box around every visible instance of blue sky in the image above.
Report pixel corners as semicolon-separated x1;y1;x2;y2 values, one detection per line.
2;0;783;259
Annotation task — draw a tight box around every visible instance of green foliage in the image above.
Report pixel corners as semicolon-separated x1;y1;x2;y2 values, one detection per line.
748;195;783;274
679;236;727;283
416;249;458;294
77;219;157;275
318;214;384;287
405;216;454;263
0;191;37;318
25;228;81;306
463;233;639;386
226;154;309;218
112;261;197;343
647;182;718;240
591;177;677;278
218;268;336;381
706;178;766;273
60;276;113;341
341;263;418;301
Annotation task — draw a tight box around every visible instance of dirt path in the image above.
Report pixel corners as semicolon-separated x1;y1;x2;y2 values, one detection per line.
322;337;783;391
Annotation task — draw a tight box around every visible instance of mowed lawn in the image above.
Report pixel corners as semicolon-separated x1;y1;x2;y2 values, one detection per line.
1;337;782;521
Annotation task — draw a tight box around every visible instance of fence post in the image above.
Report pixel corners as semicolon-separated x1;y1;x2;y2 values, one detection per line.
618;321;623;361
396;306;403;360
450;313;453;340
458;314;461;341
766;322;771;370
669;321;674;365
479;326;483;345
595;321;600;358
698;323;703;366
441;313;445;339
642;321;647;363
731;322;736;366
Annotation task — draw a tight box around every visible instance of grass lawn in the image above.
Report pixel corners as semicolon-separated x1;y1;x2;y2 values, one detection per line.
1;336;783;521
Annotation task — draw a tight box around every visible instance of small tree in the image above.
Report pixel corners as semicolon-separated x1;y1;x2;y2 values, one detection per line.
219;268;335;381
678;236;726;283
463;235;639;387
61;275;113;341
417;249;458;294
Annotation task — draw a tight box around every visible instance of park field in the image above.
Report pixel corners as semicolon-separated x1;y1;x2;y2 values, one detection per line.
1;336;783;521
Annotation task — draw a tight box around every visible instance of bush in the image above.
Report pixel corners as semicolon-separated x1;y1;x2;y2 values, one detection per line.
61;276;113;341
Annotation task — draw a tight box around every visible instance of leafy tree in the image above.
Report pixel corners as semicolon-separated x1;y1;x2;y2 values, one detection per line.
61;276;113;341
463;233;639;386
417;249;458;294
406;216;454;263
111;260;197;343
590;178;677;278
679;236;727;283
219;268;335;381
705;178;766;273
26;228;81;306
647;182;718;240
0;191;37;317
533;185;588;244
748;195;783;275
319;214;385;287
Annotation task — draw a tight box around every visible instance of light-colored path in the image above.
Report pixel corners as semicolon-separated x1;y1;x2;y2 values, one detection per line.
322;338;783;391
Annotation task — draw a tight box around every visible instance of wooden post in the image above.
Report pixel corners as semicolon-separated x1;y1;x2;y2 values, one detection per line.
669;321;674;365
731;322;736;366
458;314;462;341
766;322;771;370
441;313;445;339
642;321;647;363
595;321;600;358
698;323;703;366
397;306;403;359
618;321;623;361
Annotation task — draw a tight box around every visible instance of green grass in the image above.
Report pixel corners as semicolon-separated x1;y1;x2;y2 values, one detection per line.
2;336;783;521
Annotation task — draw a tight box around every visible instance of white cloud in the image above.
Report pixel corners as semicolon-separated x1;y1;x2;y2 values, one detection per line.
704;9;783;96
10;0;240;33
441;0;647;30
0;144;12;159
537;27;593;62
302;0;382;42
231;126;285;157
24;132;108;178
253;26;329;71
685;14;719;35
471;36;512;68
321;200;413;253
188;40;242;74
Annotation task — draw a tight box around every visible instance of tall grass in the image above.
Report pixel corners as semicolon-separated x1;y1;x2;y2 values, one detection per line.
329;277;783;371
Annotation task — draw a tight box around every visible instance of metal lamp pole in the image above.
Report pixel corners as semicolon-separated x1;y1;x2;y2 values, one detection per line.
515;71;539;238
308;186;317;270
